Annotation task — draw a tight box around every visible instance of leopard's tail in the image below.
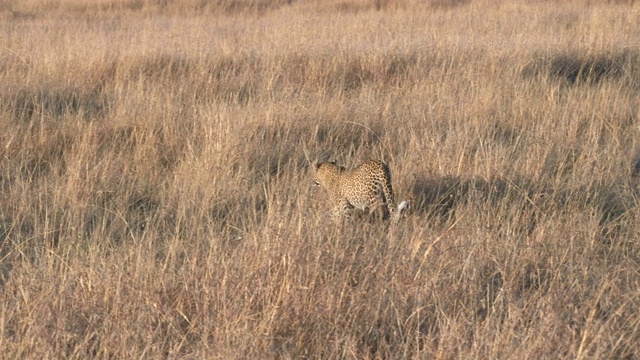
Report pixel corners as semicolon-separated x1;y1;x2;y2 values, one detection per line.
395;200;410;222
379;161;409;223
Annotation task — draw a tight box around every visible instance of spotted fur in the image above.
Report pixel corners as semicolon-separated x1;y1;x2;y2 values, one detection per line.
314;160;401;221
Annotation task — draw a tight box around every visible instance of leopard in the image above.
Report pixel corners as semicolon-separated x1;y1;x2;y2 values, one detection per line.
313;159;409;222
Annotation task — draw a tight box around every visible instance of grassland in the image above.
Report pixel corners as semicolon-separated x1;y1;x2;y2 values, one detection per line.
1;0;640;358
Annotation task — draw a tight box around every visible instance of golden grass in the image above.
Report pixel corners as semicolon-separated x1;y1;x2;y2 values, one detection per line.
1;0;640;358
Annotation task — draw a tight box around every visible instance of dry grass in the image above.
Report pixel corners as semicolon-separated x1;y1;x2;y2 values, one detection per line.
1;0;640;358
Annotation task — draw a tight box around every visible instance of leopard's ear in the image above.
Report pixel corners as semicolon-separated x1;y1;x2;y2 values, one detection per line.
314;162;321;170
328;160;344;169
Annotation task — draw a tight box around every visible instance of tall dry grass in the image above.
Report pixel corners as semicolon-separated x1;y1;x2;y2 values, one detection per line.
1;0;640;358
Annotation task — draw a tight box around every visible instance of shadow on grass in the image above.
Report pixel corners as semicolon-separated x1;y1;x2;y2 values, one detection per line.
522;49;640;86
410;174;638;241
11;86;111;121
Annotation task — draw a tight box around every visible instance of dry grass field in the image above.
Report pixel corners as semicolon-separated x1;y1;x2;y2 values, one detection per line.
1;0;640;358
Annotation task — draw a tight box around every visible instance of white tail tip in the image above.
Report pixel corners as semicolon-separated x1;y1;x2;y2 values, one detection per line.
393;200;410;223
398;200;410;213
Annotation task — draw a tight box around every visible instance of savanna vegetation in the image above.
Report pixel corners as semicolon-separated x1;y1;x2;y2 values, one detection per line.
1;0;640;358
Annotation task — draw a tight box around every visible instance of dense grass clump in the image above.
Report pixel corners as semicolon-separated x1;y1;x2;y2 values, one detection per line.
1;0;640;358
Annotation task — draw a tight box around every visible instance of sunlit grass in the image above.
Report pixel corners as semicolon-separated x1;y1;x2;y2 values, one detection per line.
1;0;640;358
